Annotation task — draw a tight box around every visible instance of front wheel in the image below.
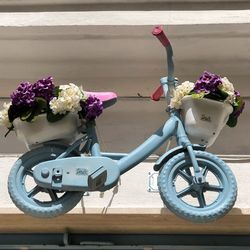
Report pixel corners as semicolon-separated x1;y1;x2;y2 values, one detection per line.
8;145;84;218
158;150;237;223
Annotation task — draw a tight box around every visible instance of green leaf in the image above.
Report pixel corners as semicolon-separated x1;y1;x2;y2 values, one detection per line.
8;105;25;122
35;97;47;111
8;105;17;123
24;98;48;122
226;114;238;128
32;97;48;117
53;86;61;98
217;89;229;101
4;124;14;137
234;96;244;110
20;109;33;121
203;92;224;102
191;92;205;99
47;110;67;123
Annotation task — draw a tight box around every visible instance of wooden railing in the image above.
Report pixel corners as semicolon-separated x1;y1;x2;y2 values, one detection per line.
1;156;250;234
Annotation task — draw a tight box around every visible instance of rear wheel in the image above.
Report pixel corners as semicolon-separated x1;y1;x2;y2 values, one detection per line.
158;151;237;223
8;145;84;218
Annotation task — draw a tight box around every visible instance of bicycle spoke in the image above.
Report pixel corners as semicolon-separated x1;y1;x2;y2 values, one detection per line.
26;169;33;177
47;189;59;202
178;170;193;183
177;186;193;198
22;170;33;186
205;184;224;192
202;166;209;178
27;185;43;198
185;167;192;177
197;192;206;208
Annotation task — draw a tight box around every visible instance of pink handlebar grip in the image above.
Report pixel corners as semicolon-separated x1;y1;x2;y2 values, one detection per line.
151;85;164;101
152;26;170;47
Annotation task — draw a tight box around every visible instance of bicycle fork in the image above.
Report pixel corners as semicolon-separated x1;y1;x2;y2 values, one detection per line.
175;116;205;184
186;145;205;184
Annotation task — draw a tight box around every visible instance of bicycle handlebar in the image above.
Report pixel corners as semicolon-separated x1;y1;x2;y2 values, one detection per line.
152;26;171;47
151;85;164;101
151;26;175;102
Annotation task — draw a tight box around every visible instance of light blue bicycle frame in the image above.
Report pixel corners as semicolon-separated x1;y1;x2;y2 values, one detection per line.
83;77;203;182
80;43;205;182
61;43;204;183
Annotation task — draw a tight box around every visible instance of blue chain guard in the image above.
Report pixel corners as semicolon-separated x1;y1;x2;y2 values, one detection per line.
33;156;120;192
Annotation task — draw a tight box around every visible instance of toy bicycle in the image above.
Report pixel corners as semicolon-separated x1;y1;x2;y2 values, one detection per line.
7;26;237;223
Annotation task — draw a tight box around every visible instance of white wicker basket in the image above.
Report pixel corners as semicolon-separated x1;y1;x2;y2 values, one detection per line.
181;96;233;147
13;113;81;149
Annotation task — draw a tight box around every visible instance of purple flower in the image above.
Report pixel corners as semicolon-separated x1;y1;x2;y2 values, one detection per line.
234;90;241;97
194;71;222;94
33;76;55;101
10;81;35;107
80;95;103;120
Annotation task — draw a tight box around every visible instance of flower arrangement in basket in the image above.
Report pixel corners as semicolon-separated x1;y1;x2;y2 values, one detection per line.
0;76;103;148
170;71;245;146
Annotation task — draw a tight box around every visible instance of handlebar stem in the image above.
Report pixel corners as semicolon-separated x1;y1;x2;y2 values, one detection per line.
166;45;174;82
160;77;176;106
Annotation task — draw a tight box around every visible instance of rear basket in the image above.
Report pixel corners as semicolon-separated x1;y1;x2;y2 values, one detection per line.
13;113;82;149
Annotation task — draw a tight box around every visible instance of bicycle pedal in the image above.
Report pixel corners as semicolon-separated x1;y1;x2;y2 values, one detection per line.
88;166;107;190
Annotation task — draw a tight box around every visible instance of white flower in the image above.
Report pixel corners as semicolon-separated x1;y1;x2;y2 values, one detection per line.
49;83;85;114
0;102;12;128
170;81;195;109
220;77;235;104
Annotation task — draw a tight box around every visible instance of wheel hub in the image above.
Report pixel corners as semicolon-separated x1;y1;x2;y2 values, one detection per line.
190;180;209;198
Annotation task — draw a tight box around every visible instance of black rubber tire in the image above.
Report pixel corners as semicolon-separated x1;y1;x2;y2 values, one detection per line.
158;150;237;223
8;145;84;218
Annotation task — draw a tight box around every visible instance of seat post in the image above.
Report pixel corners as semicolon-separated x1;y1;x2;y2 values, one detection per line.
86;122;101;156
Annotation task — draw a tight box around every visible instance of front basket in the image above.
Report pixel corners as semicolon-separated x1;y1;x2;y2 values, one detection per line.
181;96;233;147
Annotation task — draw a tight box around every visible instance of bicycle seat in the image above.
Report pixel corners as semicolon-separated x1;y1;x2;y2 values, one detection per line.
85;91;117;109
